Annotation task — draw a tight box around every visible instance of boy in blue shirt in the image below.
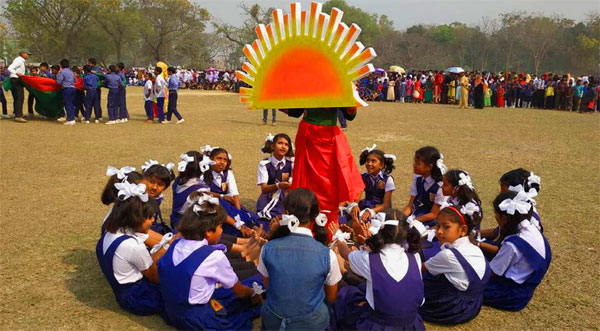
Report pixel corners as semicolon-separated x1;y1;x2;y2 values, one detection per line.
166;67;184;124
102;64;124;125
82;65;101;123
56;58;77;125
117;62;129;122
573;79;584;112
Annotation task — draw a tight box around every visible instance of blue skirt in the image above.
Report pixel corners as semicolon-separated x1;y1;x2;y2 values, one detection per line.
116;278;163;315
163;274;262;330
420;273;483;324
483;276;535;311
219;198;258;237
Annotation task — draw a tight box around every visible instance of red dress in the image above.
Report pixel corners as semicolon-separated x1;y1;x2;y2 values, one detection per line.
288;108;365;225
497;87;505;107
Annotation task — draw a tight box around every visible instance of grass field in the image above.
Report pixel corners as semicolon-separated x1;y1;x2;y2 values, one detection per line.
0;87;598;330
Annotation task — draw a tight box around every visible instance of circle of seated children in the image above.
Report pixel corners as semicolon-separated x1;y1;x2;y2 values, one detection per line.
96;142;551;330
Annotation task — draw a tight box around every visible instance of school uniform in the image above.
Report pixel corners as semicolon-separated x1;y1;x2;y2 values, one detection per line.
143;79;154;119
409;174;445;227
159;238;262;330
202;170;258;236
420;237;490;324
83;73;100;121
169;177;207;230
339;171;395;225
154;75;166;122
56;68;77;121
90;66;103;114
258;227;342;330
484;220;552;311
150;193;172;235
103;73;124;121
256;155;294;227
167;75;183;121
335;244;425;330
117;71;129;119
96;229;163;315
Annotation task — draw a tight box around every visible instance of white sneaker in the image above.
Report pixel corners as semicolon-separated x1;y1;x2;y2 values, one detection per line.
80;117;86;122
57;117;67;122
176;118;185;124
63;120;76;126
115;119;122;123
84;120;90;124
123;118;128;123
94;119;100;124
1;114;9;119
161;120;169;124
106;120;116;125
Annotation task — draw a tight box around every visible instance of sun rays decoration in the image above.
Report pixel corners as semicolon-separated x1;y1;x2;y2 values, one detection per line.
236;1;377;110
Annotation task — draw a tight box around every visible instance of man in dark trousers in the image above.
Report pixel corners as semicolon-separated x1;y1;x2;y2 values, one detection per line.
7;50;31;123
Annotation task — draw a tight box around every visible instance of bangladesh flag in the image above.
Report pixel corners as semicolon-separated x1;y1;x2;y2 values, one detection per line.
2;74;105;119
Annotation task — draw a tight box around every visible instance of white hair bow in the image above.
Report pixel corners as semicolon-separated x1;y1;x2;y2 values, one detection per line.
436;154;448;175
280;214;300;232
106;166;136;180
141;159;159;172
178;154;195;172
460;202;480;216
165;162;175;171
361;144;377;153
508;184;538;205
498;191;532;215
200;145;220;154
473;230;485;245
228;153;232;161
527;172;541;188
199;155;216;172
383;154;397;161
150;232;173;254
265;133;274;142
406;215;427;237
315;213;328;227
339;202;358;217
458;172;474;190
368;213;399;235
332;229;351;243
233;215;244;230
115;182;148;202
192;192;220;215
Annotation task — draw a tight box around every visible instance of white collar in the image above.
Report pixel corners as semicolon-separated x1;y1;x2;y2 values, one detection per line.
178;238;208;249
116;228;149;244
212;170;225;179
292;227;313;237
176;177;203;193
449;236;471;248
381;243;404;254
421;175;434;184
270;155;286;168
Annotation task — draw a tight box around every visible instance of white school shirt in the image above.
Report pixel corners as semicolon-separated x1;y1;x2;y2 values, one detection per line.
409;174;445;205
143;80;154;101
202;170;239;196
257;227;342;286
154;75;166;98
490;220;546;284
172;238;239;304
361;171;395;192
348;244;423;310
424;237;487;291
102;229;152;284
7;56;26;78
257;155;294;185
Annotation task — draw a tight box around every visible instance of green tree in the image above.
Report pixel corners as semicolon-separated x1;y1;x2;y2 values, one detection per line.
94;0;141;62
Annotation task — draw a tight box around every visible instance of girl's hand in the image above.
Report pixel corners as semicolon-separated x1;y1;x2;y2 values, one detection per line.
277;182;291;190
240;225;253;238
360;209;372;222
339;224;353;234
351;206;360;219
251;294;264;305
402;206;412;216
223;195;235;204
327;222;340;237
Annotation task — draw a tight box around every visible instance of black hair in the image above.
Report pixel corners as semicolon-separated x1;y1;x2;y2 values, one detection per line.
143;164;175;188
260;133;294;157
414;146;444;182
145;72;153;79
438;205;482;240
83;65;91;73
59;58;69;69
154;67;162;74
88;58;97;65
117;62;125;70
51;65;59;70
108;64;117;73
270;188;320;241
40;62;49;68
445;169;482;206
179;151;203;185
101;171;144;205
359;149;395;175
104;196;156;233
365;209;420;254
177;194;227;239
71;66;81;74
493;191;532;242
202;148;231;186
499;168;541;194
167;66;176;74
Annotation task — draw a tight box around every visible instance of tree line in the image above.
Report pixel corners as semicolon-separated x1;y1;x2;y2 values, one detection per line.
1;0;598;74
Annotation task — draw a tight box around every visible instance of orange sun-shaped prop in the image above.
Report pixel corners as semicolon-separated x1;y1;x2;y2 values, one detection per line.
236;1;377;110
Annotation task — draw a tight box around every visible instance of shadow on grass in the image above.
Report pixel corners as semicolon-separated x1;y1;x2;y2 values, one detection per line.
63;248;170;329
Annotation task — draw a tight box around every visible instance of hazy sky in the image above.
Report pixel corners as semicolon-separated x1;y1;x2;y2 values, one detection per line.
199;0;598;30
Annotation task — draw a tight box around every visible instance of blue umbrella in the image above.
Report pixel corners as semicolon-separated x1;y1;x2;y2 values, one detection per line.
445;67;465;74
